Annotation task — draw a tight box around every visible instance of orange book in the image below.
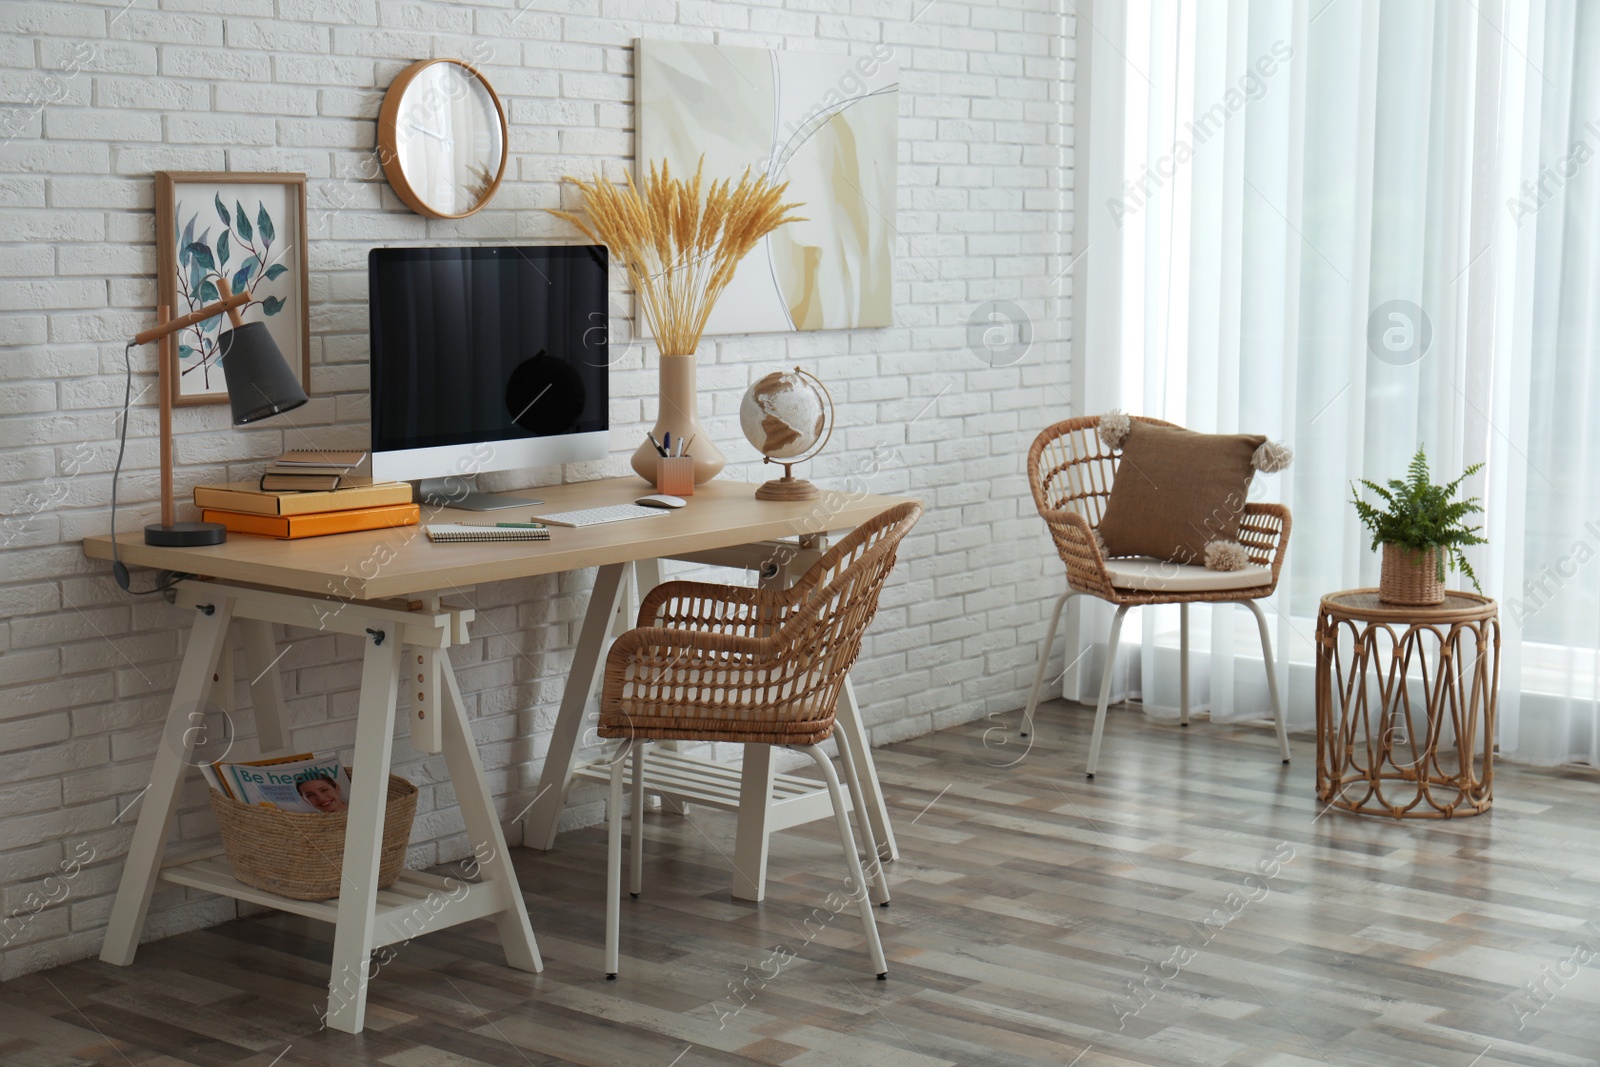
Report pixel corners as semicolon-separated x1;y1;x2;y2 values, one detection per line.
201;503;420;540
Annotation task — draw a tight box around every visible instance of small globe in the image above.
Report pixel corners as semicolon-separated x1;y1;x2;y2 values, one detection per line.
739;369;829;460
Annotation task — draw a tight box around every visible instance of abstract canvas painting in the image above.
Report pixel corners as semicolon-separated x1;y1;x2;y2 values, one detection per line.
636;39;898;334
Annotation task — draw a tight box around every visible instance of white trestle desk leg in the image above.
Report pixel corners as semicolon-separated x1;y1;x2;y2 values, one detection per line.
833;676;898;861
324;630;403;1035
526;563;629;851
240;619;290;756
101;597;235;966
731;744;776;901
411;646;445;754
633;559;688;814
440;652;542;972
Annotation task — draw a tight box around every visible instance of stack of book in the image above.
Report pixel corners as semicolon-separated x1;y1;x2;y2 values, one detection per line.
260;449;369;492
194;479;418;539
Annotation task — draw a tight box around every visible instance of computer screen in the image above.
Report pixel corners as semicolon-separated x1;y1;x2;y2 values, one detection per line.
368;245;609;483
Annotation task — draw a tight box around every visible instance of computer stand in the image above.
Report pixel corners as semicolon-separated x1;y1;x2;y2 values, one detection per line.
417;478;544;511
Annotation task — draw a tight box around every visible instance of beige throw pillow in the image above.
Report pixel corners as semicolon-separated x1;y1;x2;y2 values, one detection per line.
1097;423;1266;564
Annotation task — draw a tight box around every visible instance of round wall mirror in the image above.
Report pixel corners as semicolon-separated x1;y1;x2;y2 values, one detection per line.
378;59;507;219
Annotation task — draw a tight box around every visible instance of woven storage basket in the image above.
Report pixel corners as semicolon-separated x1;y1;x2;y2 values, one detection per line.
208;772;416;901
1378;544;1445;606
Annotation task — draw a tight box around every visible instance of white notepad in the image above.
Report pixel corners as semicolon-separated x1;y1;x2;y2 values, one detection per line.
425;524;551;543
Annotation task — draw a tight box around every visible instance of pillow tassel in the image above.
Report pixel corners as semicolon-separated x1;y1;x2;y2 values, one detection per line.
1253;440;1293;473
1204;540;1250;572
1098;410;1132;450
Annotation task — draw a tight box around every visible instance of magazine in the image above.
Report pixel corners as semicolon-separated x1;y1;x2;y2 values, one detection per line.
207;752;352;814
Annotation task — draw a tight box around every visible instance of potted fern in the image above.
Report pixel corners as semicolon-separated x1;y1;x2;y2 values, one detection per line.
1350;448;1486;605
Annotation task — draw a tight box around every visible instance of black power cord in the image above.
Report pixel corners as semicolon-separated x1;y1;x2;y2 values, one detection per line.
109;339;187;597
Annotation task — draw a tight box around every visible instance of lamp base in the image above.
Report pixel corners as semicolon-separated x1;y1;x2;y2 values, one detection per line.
145;521;227;547
754;476;820;502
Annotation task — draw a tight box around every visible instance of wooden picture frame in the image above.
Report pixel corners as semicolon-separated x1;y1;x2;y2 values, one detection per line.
155;172;311;407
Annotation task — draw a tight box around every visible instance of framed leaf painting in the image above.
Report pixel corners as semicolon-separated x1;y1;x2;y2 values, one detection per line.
155;172;310;406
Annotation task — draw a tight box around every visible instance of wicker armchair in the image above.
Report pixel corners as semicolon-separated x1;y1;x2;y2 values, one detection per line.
1023;416;1292;777
596;501;922;980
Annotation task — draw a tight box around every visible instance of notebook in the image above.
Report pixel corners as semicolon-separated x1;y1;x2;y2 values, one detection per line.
276;449;368;468
426;524;551;543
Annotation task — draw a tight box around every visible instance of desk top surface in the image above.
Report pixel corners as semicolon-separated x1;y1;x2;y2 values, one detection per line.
82;477;915;601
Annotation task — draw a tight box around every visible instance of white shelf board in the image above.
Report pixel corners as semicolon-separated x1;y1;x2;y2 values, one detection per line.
158;854;507;947
569;748;847;832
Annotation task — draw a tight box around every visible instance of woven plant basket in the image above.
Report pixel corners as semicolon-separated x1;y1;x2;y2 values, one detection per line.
209;772;416;901
1378;544;1445;606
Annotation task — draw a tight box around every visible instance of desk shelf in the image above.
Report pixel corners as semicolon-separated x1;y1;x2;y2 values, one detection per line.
159;851;508;948
569;748;847;834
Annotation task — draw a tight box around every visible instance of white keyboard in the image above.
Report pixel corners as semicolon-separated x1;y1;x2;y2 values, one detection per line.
529;503;672;528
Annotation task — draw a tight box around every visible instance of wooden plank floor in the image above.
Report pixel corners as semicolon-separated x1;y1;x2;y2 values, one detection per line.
5;700;1600;1067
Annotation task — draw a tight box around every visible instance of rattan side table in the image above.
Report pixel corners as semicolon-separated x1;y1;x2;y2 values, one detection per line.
1315;589;1500;818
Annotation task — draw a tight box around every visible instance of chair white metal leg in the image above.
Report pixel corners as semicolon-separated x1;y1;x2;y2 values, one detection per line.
1021;589;1078;738
1244;599;1292;763
1086;605;1131;780
605;739;635;979
834;732;890;907
801;744;889;979
1179;603;1191;727
630;741;645;898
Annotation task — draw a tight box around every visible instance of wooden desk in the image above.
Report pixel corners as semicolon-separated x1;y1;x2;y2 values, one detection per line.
83;477;910;1034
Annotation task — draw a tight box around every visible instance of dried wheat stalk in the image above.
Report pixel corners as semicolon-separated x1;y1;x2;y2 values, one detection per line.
548;157;805;356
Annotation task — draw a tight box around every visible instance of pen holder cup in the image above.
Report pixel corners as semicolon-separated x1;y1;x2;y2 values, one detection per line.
654;457;695;497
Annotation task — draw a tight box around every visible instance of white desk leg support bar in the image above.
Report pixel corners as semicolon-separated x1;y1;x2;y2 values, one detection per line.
526;562;630;850
101;596;235;967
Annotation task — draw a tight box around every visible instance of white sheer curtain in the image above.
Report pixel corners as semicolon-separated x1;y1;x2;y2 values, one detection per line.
1069;0;1600;766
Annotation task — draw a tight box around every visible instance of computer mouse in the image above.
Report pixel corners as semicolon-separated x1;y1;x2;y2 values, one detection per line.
635;494;687;509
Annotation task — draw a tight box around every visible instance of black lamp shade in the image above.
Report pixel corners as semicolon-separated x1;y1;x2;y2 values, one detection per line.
218;321;309;425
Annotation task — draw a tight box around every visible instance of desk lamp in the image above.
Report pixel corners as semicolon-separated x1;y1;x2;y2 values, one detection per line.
110;278;308;588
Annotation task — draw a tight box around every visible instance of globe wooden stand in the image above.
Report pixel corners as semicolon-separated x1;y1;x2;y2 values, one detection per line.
755;461;820;501
746;368;834;504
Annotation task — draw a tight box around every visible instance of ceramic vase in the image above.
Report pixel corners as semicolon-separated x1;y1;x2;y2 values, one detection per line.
629;352;726;486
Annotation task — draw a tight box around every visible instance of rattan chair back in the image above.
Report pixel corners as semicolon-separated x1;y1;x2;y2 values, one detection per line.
600;502;923;745
1027;415;1177;527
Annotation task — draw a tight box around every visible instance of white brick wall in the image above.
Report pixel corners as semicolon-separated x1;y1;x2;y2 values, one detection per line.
0;0;1074;979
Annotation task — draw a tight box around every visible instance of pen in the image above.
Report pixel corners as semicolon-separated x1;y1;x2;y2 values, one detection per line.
495;522;547;528
663;431;672;455
647;431;667;457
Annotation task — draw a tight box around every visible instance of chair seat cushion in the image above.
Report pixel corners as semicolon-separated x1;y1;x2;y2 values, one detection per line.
1103;556;1273;593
